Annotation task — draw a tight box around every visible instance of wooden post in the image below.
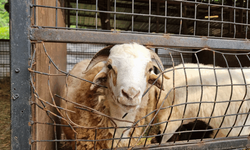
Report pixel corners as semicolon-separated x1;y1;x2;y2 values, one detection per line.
32;1;67;150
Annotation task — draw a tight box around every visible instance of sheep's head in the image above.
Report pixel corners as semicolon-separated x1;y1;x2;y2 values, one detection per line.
85;43;168;112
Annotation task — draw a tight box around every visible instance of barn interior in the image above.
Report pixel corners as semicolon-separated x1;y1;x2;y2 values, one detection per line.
63;0;250;68
27;0;250;150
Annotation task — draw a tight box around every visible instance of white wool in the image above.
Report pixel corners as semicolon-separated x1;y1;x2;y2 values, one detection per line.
110;43;151;60
154;63;250;142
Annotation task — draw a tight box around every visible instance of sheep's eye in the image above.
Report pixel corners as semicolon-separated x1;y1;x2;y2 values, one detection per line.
149;68;153;72
107;64;113;70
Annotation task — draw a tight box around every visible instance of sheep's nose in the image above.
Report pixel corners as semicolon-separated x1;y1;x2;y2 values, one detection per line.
121;87;140;100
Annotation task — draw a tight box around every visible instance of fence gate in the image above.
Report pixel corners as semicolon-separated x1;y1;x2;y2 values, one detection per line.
11;0;250;150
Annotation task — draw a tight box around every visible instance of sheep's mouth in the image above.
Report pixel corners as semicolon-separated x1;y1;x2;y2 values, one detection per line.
117;99;138;109
120;104;137;109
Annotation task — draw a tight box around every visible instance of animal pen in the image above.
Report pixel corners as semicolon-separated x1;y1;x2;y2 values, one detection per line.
11;0;250;150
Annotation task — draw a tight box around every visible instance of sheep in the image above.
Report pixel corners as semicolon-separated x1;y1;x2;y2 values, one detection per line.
60;43;167;149
151;63;250;143
151;120;213;143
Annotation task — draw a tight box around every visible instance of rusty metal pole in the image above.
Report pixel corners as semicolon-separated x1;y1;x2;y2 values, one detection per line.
10;0;31;149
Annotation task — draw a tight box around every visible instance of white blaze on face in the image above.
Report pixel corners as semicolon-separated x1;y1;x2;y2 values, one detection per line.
107;43;151;112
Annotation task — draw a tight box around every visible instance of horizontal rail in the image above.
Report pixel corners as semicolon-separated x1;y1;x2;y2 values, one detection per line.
30;28;250;51
117;137;250;150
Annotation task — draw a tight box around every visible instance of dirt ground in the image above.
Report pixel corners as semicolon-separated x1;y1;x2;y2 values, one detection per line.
0;77;10;150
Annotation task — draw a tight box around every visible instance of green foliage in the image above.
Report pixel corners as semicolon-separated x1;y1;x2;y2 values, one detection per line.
0;0;9;39
0;26;9;39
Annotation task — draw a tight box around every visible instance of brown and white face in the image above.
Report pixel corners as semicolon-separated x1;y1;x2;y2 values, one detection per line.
86;43;168;113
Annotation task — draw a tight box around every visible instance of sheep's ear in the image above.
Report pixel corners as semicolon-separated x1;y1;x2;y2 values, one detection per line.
90;68;107;91
148;74;165;90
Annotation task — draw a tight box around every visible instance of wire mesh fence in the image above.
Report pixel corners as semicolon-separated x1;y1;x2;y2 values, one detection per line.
29;42;250;150
0;39;10;80
67;43;107;71
31;0;250;39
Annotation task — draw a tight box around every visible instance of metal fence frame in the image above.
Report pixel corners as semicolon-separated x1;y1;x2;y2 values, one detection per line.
30;28;250;51
10;0;31;150
10;0;250;150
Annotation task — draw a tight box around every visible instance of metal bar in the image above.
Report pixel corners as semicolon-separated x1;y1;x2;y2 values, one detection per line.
177;53;189;143
213;53;234;138
149;0;151;33
164;1;167;34
114;0;116;31
246;0;249;39
201;51;219;140
221;0;224;37
10;0;31;150
76;0;78;28
95;0;98;29
226;54;248;137
187;53;204;141
31;28;250;50
34;0;36;26
238;56;250;136
29;135;250;144
160;52;176;146
156;1;159;33
179;2;182;35
208;0;210;36
125;137;250;150
194;0;197;36
67;0;70;28
132;0;134;32
56;0;58;28
234;0;236;38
